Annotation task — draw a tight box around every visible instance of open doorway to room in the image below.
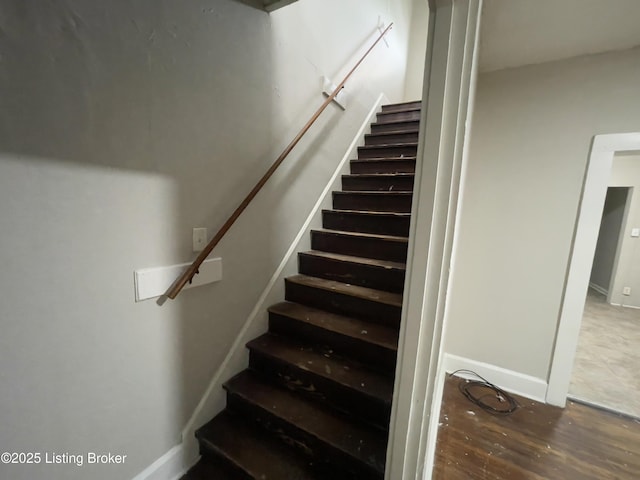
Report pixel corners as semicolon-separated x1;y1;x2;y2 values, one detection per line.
569;182;640;417
548;137;640;415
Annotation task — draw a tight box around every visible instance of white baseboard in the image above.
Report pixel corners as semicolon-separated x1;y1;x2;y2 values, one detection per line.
442;353;548;403
131;445;193;480
130;93;387;480
611;302;640;309
588;282;608;296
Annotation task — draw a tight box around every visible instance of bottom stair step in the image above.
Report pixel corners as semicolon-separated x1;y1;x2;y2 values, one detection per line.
181;458;238;479
196;411;322;480
225;370;387;479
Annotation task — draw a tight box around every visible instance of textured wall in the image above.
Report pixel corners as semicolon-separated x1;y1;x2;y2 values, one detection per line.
0;1;414;478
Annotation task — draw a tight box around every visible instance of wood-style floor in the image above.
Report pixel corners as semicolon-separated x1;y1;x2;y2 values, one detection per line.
570;288;640;418
433;376;640;479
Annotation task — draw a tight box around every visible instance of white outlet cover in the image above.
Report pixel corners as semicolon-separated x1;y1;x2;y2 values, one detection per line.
631;228;640;238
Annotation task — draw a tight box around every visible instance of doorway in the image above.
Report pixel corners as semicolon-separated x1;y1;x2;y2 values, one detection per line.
546;133;640;408
590;187;632;300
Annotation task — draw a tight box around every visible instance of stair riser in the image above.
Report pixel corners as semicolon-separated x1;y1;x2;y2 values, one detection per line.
226;393;384;479
248;352;392;430
342;175;414;192
364;132;419;146
269;313;397;374
370;120;420;134
376;110;421;123
285;278;402;326
322;211;410;237
196;442;255;480
381;101;421;113
333;192;412;213
298;253;405;293
350;159;416;175
311;231;407;263
358;145;418;159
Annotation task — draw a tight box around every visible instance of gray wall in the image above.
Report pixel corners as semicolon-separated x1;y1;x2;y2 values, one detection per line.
608;154;640;307
0;1;415;479
444;46;640;380
590;187;629;294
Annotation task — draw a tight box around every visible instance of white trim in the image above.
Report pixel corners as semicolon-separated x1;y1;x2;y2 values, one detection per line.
611;302;640;310
130;445;190;480
546;132;640;407
134;258;222;302
130;94;387;480
422;352;448;478
443;354;548;402
384;2;482;479
588;282;608;296
422;5;483;474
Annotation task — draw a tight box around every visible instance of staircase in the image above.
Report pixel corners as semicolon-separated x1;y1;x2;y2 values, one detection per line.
182;100;421;480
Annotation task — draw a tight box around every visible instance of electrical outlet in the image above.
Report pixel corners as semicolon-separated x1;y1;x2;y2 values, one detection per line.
192;228;207;252
623;287;631;296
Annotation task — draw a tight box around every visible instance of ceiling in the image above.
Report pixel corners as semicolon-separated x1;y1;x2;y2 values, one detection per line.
479;0;640;72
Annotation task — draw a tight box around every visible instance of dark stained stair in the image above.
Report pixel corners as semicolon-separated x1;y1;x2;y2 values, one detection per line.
182;101;420;479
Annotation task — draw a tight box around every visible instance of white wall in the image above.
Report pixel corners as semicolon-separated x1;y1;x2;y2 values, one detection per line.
608;154;640;307
590;187;628;294
0;1;413;479
444;46;640;381
404;0;430;100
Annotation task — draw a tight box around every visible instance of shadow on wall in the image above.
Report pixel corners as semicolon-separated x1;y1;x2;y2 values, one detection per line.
0;0;406;478
0;1;287;479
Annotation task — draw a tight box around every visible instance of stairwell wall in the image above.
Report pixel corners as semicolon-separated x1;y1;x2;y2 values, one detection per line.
0;1;415;480
443;47;640;386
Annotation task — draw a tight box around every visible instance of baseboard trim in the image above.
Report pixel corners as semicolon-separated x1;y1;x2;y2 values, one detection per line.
442;353;548;403
131;445;193;480
588;282;608;296
129;93;388;480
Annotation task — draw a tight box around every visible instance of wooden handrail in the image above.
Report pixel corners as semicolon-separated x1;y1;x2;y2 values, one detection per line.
166;23;393;299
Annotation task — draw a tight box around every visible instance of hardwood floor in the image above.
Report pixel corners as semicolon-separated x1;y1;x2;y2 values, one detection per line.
433;376;640;479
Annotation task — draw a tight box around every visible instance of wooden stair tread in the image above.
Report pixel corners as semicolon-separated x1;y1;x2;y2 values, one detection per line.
224;371;387;476
343;173;415;178
269;301;399;352
247;332;394;405
333;191;413;195
359;142;419;149
196;411;318;480
301;249;406;269
367;129;419;137
312;228;408;244
181;458;238;479
285;274;402;308
351;156;416;163
326;209;410;217
372;119;420;128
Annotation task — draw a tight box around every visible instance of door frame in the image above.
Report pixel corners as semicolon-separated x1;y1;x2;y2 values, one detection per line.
546;132;640;406
385;0;482;478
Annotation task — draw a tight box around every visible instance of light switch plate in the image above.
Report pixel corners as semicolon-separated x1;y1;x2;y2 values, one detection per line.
631;228;640;238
